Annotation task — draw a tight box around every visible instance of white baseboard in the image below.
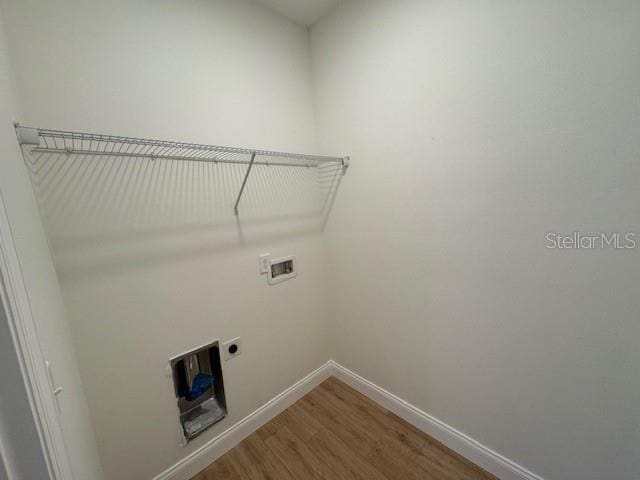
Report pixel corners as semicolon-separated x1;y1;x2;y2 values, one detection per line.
330;360;545;480
154;359;544;480
152;361;334;480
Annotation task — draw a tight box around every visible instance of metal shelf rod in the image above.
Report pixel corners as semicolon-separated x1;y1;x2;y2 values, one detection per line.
18;126;344;164
30;147;318;169
234;152;257;216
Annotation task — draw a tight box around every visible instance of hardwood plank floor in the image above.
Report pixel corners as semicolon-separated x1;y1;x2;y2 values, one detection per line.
191;377;499;480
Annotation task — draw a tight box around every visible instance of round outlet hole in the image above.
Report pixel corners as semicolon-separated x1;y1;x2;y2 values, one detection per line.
228;344;238;354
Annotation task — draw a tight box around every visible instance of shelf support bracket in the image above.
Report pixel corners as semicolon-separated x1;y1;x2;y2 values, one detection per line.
15;124;41;146
234;152;257;216
342;156;350;176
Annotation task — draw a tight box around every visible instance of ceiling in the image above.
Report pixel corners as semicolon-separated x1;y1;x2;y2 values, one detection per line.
255;0;341;27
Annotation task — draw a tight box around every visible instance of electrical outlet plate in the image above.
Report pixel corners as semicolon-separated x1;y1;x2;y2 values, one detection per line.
223;338;242;361
259;254;271;274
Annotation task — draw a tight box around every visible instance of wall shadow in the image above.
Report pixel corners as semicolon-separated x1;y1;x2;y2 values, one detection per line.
21;147;345;282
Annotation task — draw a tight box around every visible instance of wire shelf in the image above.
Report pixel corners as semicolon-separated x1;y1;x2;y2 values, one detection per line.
16;125;349;217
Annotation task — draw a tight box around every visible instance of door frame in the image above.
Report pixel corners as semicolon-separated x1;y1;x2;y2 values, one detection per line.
0;187;74;479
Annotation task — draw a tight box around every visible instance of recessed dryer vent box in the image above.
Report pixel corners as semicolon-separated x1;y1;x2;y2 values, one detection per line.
170;341;226;443
268;256;297;285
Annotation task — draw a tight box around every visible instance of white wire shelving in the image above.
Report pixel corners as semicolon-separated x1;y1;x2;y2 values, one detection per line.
16;125;349;216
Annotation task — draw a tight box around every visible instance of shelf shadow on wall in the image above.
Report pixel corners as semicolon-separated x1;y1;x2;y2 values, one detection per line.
22;149;344;282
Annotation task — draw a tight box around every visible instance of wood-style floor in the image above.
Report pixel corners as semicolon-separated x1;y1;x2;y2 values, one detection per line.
192;377;498;480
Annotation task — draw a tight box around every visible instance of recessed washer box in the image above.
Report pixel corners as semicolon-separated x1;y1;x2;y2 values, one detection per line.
169;341;227;444
268;256;297;285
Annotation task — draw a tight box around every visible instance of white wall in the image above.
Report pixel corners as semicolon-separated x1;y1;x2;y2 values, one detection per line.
0;8;104;480
311;1;640;479
0;0;332;479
